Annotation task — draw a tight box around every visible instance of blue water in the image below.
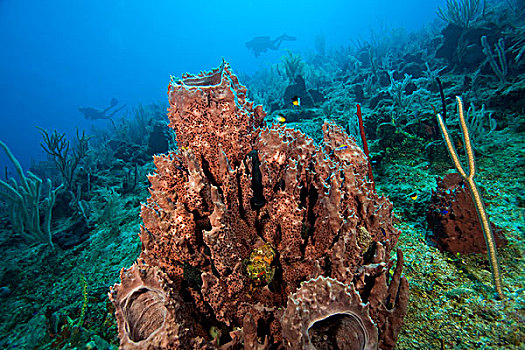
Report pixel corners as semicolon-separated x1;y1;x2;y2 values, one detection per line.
0;0;444;171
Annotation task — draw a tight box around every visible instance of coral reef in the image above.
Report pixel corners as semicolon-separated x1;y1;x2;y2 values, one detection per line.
0;0;525;350
110;61;409;349
427;172;506;254
3;3;524;349
0;141;64;249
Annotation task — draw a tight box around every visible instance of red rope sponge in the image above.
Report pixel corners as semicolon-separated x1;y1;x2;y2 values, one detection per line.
357;104;375;190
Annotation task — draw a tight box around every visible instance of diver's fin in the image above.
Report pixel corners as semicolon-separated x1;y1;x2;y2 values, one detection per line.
273;34;296;48
108;104;127;118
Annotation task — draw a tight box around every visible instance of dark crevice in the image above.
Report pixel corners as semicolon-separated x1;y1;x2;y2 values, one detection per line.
203;244;211;257
200;155;221;194
248;150;266;210
179;285;232;345
236;171;246;219
360;273;376;303
362;241;377;264
255;211;270;231
273;224;282;248
356;199;364;218
268;248;282;294
184;240;195;256
273;178;285;193
299;185;318;255
323;254;332;276
298;183;308;209
183;262;203;289
192;210;211;248
210;260;221;278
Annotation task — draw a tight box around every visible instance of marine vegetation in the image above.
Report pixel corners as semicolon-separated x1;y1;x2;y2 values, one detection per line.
0;1;524;349
0;141;63;249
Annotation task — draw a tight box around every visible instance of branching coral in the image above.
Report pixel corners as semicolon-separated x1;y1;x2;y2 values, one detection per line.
507;25;525;63
110;61;409;349
281;50;305;82
37;127;90;191
481;36;508;83
437;0;484;28
435;96;505;299
465;101;498;152
387;71;413;108
0;141;63;249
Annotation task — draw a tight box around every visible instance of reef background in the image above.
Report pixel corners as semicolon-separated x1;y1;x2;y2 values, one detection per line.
1;1;524;349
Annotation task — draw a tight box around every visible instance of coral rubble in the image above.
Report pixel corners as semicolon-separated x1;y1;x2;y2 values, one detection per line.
110;61;409;349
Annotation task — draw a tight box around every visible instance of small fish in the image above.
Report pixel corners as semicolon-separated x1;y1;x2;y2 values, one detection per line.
274;114;286;123
410;194;418;201
292;96;300;106
335;144;348;151
440;209;449;215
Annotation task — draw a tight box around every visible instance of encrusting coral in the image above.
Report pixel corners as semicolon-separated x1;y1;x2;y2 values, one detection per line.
109;60;409;349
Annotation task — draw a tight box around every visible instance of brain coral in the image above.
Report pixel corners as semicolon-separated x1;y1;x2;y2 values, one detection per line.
109;60;409;349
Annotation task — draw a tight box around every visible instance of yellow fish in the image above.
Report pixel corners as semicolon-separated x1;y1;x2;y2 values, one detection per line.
410;194;418;201
274;114;286;123
335;145;348;151
292;96;300;106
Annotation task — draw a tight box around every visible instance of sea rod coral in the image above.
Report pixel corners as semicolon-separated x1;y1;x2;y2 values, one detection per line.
109;61;409;349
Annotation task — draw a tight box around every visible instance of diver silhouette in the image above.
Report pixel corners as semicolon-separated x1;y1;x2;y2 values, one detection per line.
78;98;126;120
245;34;296;57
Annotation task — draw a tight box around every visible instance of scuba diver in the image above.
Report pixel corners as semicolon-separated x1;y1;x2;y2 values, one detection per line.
79;98;126;120
245;34;297;57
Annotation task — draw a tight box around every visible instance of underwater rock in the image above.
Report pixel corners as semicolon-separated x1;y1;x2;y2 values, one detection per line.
109;140;150;165
308;88;325;105
436;23;503;72
0;286;11;298
111;61;408;349
436;24;464;66
369;91;391;109
485;83;525;127
53;218;91;250
283;74;315;108
402;52;424;65
147;121;170;155
427;173;506;254
404;81;418;95
354;84;365;102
